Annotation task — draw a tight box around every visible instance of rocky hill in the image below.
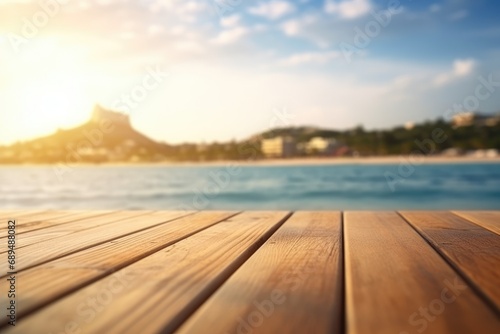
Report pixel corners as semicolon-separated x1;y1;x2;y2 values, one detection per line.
1;107;499;163
0;105;172;164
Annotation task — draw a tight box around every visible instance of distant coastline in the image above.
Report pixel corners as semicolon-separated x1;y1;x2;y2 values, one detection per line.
225;156;500;166
2;156;500;168
2;107;499;165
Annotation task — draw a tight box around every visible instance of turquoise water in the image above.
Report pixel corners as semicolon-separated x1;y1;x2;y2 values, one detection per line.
1;163;500;210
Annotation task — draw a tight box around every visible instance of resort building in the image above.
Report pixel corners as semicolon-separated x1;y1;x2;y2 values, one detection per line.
466;149;499;158
452;112;500;128
261;137;296;158
305;137;339;155
404;122;415;130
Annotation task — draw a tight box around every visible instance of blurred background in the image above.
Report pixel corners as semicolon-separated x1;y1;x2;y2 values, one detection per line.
0;0;499;210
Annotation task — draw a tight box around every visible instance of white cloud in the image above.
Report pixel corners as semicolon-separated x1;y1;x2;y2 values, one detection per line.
148;0;174;12
281;15;318;36
148;0;207;22
280;51;341;66
148;24;164;35
177;0;206;14
429;4;441;13
78;1;91;10
248;1;296;20
211;27;249;45
1;0;497;147
281;20;301;36
170;25;186;36
174;40;204;54
433;58;476;87
453;59;476;76
449;10;468;21
280;15;330;48
0;0;32;4
95;0;115;5
119;32;136;40
220;14;240;28
254;24;268;33
324;0;372;19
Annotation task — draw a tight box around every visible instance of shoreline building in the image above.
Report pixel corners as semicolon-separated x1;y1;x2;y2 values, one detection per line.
261;136;296;158
305;137;339;156
452;112;500;128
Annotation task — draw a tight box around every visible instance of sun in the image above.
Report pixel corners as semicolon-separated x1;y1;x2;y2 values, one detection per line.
8;38;95;140
16;77;93;140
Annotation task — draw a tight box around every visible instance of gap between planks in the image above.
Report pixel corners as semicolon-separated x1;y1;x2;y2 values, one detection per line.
0;211;240;327
5;211;292;334
399;211;500;316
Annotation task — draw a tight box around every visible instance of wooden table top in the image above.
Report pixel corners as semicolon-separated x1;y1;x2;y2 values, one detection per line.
0;210;499;333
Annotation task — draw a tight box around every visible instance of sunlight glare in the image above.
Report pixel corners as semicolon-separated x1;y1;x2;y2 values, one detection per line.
9;38;95;140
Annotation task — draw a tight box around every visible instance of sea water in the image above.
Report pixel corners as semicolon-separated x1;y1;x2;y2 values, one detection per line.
1;163;499;210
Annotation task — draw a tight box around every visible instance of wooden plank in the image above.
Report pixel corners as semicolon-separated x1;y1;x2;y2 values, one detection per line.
0;211;72;229
7;211;290;334
0;211;116;238
0;211;237;324
0;211;47;220
0;211;32;221
178;211;343;334
400;211;500;313
13;211;75;224
453;211;500;236
0;211;151;252
0;211;191;275
344;211;499;334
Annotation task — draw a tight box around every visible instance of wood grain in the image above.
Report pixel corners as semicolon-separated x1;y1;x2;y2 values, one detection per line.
453;211;500;236
0;211;49;220
0;211;31;221
400;211;500;313
344;211;499;334
0;211;72;230
0;211;192;275
178;211;343;334
0;211;237;324
0;210;151;252
7;211;290;334
0;211;115;239
2;210;499;334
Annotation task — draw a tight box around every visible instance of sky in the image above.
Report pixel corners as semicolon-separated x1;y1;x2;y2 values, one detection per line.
0;0;499;144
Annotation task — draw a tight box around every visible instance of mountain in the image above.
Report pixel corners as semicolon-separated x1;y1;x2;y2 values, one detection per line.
0;106;172;164
1;107;499;164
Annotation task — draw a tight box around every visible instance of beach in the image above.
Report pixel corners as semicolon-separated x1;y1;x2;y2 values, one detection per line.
103;155;500;168
222;155;500;166
5;155;496;168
